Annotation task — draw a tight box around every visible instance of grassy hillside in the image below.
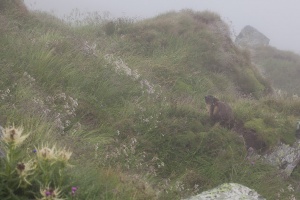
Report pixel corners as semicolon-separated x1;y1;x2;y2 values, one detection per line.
252;46;300;96
1;1;300;199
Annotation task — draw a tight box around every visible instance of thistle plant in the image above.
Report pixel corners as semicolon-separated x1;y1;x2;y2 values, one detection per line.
35;144;73;186
16;160;36;186
0;125;75;199
0;125;31;192
38;184;63;200
1;125;29;148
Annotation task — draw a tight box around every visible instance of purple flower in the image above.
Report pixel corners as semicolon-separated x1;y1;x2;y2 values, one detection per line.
33;149;37;153
41;187;60;198
71;186;78;195
45;191;51;196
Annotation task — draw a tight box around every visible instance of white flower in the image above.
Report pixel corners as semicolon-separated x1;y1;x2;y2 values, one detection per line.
1;125;29;147
16;160;36;185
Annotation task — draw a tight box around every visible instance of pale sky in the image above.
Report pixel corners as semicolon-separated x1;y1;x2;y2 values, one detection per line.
24;0;300;54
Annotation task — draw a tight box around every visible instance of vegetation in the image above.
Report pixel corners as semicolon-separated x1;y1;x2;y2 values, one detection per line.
0;125;73;199
252;45;300;96
1;1;300;199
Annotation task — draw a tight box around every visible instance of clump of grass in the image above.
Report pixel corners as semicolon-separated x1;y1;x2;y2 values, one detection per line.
234;97;296;148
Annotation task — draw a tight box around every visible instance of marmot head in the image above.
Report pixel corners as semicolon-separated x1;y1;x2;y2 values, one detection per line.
205;95;219;105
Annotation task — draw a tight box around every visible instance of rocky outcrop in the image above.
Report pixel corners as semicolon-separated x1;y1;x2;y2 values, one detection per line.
245;139;300;177
235;25;270;48
263;141;300;176
183;183;265;200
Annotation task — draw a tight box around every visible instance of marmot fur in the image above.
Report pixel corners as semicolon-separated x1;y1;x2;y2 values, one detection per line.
205;95;234;128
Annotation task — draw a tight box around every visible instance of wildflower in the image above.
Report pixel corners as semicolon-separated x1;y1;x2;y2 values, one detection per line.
71;186;78;196
45;191;51;196
57;148;72;165
39;185;64;200
36;145;57;160
16;160;36;186
1;125;29;147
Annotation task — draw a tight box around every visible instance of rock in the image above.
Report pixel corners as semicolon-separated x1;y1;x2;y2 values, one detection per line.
296;121;300;139
235;25;270;48
263;141;300;176
183;183;265;200
245;121;300;177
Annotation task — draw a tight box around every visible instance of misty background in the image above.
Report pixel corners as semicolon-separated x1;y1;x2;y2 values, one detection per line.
24;0;300;54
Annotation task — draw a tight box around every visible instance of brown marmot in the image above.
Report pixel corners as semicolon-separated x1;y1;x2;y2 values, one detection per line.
205;95;234;128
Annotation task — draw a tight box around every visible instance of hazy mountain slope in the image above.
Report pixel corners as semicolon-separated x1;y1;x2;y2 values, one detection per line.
252;46;300;96
100;10;272;98
1;1;300;199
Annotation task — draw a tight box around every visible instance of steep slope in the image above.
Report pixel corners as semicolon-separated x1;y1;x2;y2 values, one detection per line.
102;10;272;98
1;3;300;199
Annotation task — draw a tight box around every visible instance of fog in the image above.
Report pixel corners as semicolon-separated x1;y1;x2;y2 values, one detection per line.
24;0;300;54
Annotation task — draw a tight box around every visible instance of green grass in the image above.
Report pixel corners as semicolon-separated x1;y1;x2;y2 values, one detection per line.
1;1;300;199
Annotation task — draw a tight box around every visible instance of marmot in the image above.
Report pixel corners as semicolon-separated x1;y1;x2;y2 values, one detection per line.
205;95;234;128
